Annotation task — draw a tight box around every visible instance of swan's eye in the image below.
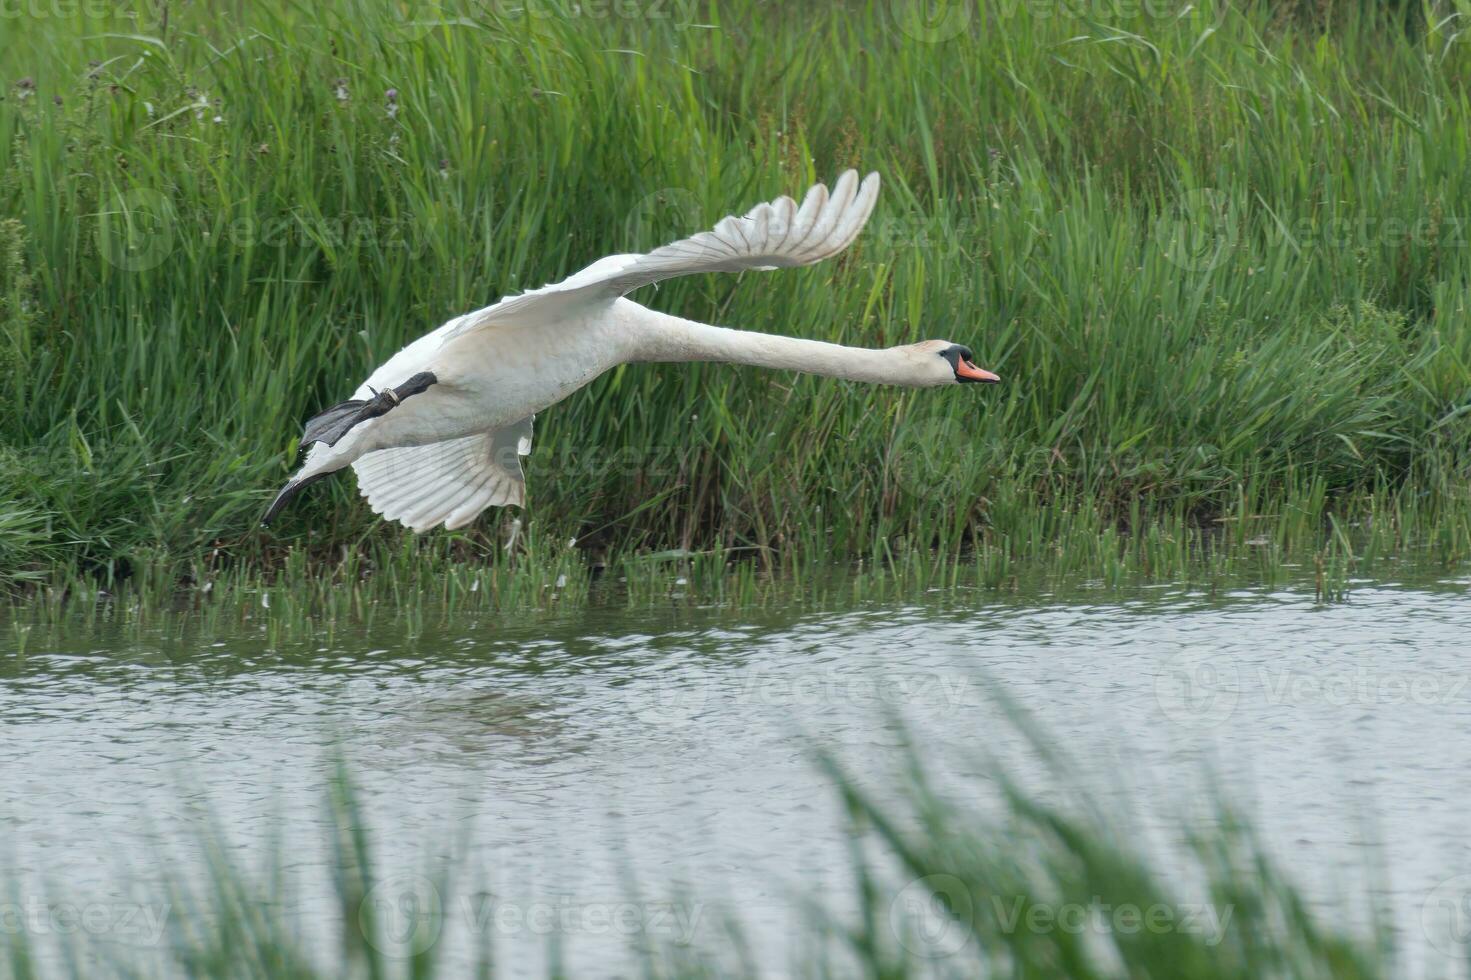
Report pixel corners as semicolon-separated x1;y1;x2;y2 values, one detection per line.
937;344;973;368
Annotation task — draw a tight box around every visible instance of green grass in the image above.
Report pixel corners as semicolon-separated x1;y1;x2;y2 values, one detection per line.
4;0;1471;600
2;715;1402;979
6;481;1457;645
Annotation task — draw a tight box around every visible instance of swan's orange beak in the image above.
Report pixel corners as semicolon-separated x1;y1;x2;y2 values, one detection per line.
956;359;1000;384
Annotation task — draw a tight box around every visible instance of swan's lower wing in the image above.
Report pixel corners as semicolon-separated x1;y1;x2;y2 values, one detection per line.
440;170;881;340
351;417;534;532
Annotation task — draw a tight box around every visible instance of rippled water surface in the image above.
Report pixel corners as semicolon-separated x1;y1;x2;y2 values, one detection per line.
4;575;1471;974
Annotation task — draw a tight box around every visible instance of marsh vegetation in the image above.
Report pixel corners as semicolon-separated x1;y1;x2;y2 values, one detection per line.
4;0;1471;608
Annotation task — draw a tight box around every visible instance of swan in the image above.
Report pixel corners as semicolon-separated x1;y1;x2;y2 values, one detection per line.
262;170;1000;531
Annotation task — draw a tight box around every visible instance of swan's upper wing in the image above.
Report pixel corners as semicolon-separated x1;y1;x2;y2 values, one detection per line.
441;170;880;341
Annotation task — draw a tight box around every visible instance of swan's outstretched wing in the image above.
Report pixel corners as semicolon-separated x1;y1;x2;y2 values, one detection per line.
351;417;534;532
442;170;880;340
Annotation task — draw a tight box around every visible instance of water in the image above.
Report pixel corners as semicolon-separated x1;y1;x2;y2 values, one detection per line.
4;575;1471;975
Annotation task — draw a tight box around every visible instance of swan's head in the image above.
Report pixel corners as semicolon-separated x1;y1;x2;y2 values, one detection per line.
904;341;1001;387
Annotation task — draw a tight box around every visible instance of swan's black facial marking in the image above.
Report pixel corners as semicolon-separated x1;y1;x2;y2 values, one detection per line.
937;345;997;384
938;344;973;371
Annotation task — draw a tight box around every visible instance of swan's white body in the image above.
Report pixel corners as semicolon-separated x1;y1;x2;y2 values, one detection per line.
272;170;998;532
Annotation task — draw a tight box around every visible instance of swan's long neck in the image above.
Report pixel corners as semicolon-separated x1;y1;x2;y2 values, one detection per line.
628;308;918;386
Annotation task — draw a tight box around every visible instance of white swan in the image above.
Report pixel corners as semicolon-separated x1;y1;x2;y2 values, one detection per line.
263;170;1000;531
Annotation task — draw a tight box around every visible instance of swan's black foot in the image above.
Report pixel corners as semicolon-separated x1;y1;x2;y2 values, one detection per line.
301;371;438;448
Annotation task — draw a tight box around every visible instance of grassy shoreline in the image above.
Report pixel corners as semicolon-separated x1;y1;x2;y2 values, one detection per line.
5;0;1471;600
7;493;1469;648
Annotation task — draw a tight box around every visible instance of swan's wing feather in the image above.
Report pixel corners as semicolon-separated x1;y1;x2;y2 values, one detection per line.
351;417;534;532
440;171;879;341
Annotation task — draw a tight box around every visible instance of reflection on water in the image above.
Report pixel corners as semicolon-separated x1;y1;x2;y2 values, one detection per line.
3;575;1470;974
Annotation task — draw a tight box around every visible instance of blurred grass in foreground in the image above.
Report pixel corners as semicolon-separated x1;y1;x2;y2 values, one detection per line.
4;0;1471;598
3;716;1405;979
